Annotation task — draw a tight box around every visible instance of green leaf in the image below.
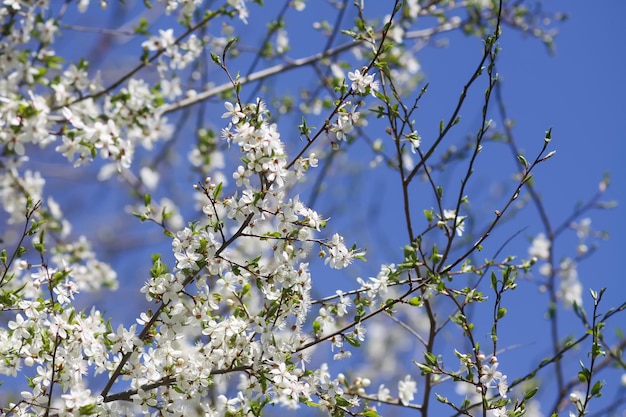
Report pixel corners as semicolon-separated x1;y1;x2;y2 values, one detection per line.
30;238;43;253
79;403;97;414
591;380;604;397
335;396;351;407
225;37;238;52
213;182;223;200
524;387;539;400
517;154;528;168
140;47;150;64
435;393;449;404
408;297;422;307
423;209;433;222
424;351;438;367
541;150;556;161
313;320;321;334
345;335;360;347
544;128;552;143
522;174;533;185
415;362;432;374
578;361;590;382
132;211;148;221
133;17;150;35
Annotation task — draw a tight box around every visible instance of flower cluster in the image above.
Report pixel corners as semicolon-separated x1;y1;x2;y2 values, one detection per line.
221;99;288;187
528;232;583;307
439;209;467;237
348;68;380;96
479;357;509;398
330;102;362;142
324;233;365;270
111;98;371;414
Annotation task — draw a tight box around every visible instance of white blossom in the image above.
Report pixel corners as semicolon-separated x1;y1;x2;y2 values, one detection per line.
529;233;551;260
348;68;380;96
398;375;417;405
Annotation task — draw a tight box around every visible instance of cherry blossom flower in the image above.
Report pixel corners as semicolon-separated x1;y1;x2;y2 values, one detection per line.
398;375;417;405
222;101;245;124
442;209;466;237
348;68;380;96
480;362;502;386
142;29;176;53
323;233;365;269
529;233;551;260
8;314;32;340
491;406;509;417
558;258;582;307
377;384;391;402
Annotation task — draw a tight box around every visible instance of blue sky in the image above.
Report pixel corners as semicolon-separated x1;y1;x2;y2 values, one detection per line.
21;0;624;414
441;4;620;262
490;1;625;310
